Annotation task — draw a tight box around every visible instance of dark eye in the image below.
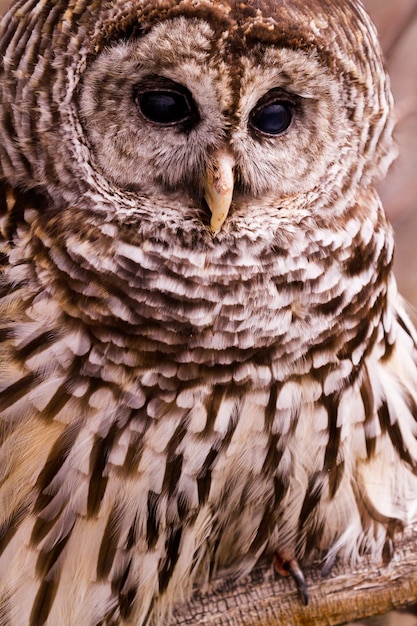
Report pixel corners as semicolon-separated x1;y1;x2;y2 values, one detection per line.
250;100;294;136
136;90;193;126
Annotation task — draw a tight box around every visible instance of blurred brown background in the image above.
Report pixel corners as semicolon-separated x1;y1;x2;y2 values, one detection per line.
0;1;416;625
365;0;417;314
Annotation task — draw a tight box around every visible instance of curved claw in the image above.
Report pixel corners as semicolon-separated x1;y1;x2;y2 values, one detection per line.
274;552;309;606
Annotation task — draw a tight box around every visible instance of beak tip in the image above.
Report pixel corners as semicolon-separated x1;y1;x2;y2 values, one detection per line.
210;213;228;233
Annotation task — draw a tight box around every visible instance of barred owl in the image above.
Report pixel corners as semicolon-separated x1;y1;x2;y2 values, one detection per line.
1;0;417;625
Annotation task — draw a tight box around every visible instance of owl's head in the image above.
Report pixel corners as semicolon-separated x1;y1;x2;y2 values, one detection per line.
0;0;395;237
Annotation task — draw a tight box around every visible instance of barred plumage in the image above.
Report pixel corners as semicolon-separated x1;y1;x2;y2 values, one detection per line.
1;1;417;624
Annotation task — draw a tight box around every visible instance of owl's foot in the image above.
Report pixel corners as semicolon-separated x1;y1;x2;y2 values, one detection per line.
273;551;308;605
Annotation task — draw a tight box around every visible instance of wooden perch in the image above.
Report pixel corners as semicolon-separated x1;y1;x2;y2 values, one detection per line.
170;526;417;625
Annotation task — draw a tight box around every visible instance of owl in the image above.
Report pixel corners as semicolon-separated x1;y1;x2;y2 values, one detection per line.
1;0;417;624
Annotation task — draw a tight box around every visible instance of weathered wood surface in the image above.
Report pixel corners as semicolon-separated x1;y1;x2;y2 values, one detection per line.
171;527;417;625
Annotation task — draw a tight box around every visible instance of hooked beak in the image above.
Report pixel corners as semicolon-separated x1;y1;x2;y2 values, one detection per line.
203;149;235;233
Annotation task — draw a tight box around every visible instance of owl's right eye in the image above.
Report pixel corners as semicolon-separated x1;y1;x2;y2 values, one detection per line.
134;80;197;127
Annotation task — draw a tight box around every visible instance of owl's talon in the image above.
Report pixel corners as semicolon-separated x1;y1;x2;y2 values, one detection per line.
274;552;309;605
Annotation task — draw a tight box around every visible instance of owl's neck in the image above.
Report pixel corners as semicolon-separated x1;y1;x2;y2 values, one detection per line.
8;202;391;380
11;191;394;387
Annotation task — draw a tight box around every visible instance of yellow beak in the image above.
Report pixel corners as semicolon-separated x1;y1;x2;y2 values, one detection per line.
203;149;235;233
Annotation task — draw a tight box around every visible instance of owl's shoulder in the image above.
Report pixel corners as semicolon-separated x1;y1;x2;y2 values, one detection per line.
0;182;48;257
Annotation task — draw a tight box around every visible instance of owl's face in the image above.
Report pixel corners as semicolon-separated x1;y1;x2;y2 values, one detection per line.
78;15;357;235
0;0;395;250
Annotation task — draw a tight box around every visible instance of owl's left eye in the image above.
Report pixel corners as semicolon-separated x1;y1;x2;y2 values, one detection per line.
134;80;196;127
249;96;294;136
